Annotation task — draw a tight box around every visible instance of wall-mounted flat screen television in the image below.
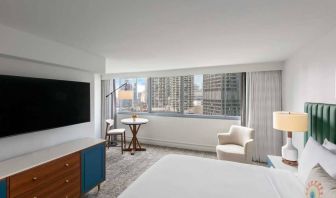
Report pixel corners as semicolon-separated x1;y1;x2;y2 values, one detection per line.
0;75;90;138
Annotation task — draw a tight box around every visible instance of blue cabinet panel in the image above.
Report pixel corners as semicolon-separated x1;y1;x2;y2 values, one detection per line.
81;143;106;193
0;179;6;198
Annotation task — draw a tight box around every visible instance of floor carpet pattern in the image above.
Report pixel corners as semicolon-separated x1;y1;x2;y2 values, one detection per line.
85;144;217;198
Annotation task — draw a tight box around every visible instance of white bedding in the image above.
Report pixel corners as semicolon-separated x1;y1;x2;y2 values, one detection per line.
118;154;304;198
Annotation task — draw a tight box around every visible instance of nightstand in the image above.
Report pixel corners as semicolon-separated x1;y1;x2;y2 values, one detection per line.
267;155;298;173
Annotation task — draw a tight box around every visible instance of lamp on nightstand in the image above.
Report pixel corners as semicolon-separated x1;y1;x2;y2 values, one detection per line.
273;112;308;166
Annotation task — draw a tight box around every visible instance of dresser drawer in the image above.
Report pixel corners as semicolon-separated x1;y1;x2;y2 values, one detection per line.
41;172;81;198
9;152;80;198
15;167;80;198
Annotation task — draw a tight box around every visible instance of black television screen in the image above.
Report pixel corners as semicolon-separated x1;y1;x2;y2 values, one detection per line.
0;75;90;138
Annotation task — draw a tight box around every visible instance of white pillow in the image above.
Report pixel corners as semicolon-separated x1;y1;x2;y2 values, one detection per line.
298;137;336;183
323;138;336;154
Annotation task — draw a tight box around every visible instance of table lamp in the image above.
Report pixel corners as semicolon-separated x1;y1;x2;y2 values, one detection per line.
273;111;308;166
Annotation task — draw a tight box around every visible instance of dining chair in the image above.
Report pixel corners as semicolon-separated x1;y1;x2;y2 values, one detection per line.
105;119;126;154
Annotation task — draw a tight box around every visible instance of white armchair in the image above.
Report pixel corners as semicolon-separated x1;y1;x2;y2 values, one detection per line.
216;125;255;164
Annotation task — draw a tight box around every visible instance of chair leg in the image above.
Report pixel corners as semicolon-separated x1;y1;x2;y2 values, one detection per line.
105;135;108;148
123;132;126;149
105;134;108;148
121;134;124;154
108;135;111;149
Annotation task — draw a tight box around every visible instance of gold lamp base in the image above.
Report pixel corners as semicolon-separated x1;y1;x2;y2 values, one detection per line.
282;158;298;167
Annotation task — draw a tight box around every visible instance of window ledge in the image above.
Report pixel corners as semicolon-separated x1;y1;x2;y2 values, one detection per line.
117;112;240;120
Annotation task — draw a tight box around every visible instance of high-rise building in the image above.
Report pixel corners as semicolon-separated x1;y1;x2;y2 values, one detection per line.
167;77;181;111
151;77;168;111
203;73;241;116
151;74;240;115
151;77;182;112
150;76;196;112
183;76;194;111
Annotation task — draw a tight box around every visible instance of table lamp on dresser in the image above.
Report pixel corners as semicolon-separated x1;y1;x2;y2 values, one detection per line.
273;111;308;166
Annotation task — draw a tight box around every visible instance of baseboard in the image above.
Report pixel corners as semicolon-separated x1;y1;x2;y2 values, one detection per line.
124;136;216;153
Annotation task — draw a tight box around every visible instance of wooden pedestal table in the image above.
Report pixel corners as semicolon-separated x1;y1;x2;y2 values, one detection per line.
121;118;149;155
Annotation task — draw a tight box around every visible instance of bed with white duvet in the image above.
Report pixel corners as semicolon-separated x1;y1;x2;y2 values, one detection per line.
118;154;304;198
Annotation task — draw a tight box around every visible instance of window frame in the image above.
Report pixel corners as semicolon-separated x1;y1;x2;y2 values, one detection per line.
115;74;241;121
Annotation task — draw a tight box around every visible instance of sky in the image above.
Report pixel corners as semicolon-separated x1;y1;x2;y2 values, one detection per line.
194;75;203;88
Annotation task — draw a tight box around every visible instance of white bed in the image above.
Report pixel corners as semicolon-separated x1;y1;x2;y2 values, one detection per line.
118;154;304;198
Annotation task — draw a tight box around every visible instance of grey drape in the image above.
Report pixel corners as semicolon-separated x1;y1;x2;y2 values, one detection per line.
240;73;247;126
112;79;118;128
246;71;283;162
101;80;111;138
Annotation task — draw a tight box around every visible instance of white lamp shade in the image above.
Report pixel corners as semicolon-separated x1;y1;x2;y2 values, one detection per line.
118;90;133;100
273;111;308;132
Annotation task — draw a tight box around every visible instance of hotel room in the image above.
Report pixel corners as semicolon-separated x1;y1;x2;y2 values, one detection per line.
0;1;335;198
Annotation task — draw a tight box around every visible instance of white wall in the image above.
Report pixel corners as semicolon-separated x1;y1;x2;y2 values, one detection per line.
283;26;336;155
0;56;101;161
94;74;102;138
117;114;240;152
0;24;105;73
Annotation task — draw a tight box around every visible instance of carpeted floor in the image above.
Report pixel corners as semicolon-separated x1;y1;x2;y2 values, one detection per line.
85;144;217;198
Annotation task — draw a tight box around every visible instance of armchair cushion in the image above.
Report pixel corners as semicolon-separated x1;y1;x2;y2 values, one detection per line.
217;133;234;145
216;144;245;163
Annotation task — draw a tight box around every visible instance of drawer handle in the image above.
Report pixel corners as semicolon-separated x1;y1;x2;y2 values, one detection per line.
32;177;38;181
65;179;69;183
65;163;70;167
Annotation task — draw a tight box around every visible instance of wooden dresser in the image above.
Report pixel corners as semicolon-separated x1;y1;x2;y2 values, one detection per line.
0;138;106;198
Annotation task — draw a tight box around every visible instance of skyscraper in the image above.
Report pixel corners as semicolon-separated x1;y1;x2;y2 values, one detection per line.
167;77;181;111
183;76;194;111
151;77;169;111
151;76;182;112
151;74;241;115
203;73;241;116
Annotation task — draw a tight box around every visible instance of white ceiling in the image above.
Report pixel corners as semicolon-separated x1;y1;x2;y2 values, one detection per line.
0;0;336;73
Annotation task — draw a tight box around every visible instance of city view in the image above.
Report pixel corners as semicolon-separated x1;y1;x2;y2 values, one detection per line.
115;73;241;116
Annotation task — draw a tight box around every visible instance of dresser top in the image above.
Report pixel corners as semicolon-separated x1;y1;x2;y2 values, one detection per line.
0;137;105;179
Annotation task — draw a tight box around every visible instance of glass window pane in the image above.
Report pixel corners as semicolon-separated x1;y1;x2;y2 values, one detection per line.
114;73;241;117
151;77;181;112
223;73;241;116
183;75;203;114
203;73;241;116
115;78;148;112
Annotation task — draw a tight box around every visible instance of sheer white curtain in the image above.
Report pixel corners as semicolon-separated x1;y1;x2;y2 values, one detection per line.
246;71;283;162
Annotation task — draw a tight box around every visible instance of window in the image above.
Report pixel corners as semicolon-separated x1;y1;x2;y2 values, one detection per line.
150;77;181;112
183;75;203;114
115;78;148;112
203;73;241;116
114;72;242;118
183;73;241;116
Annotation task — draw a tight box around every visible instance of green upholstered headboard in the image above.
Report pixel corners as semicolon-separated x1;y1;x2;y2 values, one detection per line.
304;102;336;145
